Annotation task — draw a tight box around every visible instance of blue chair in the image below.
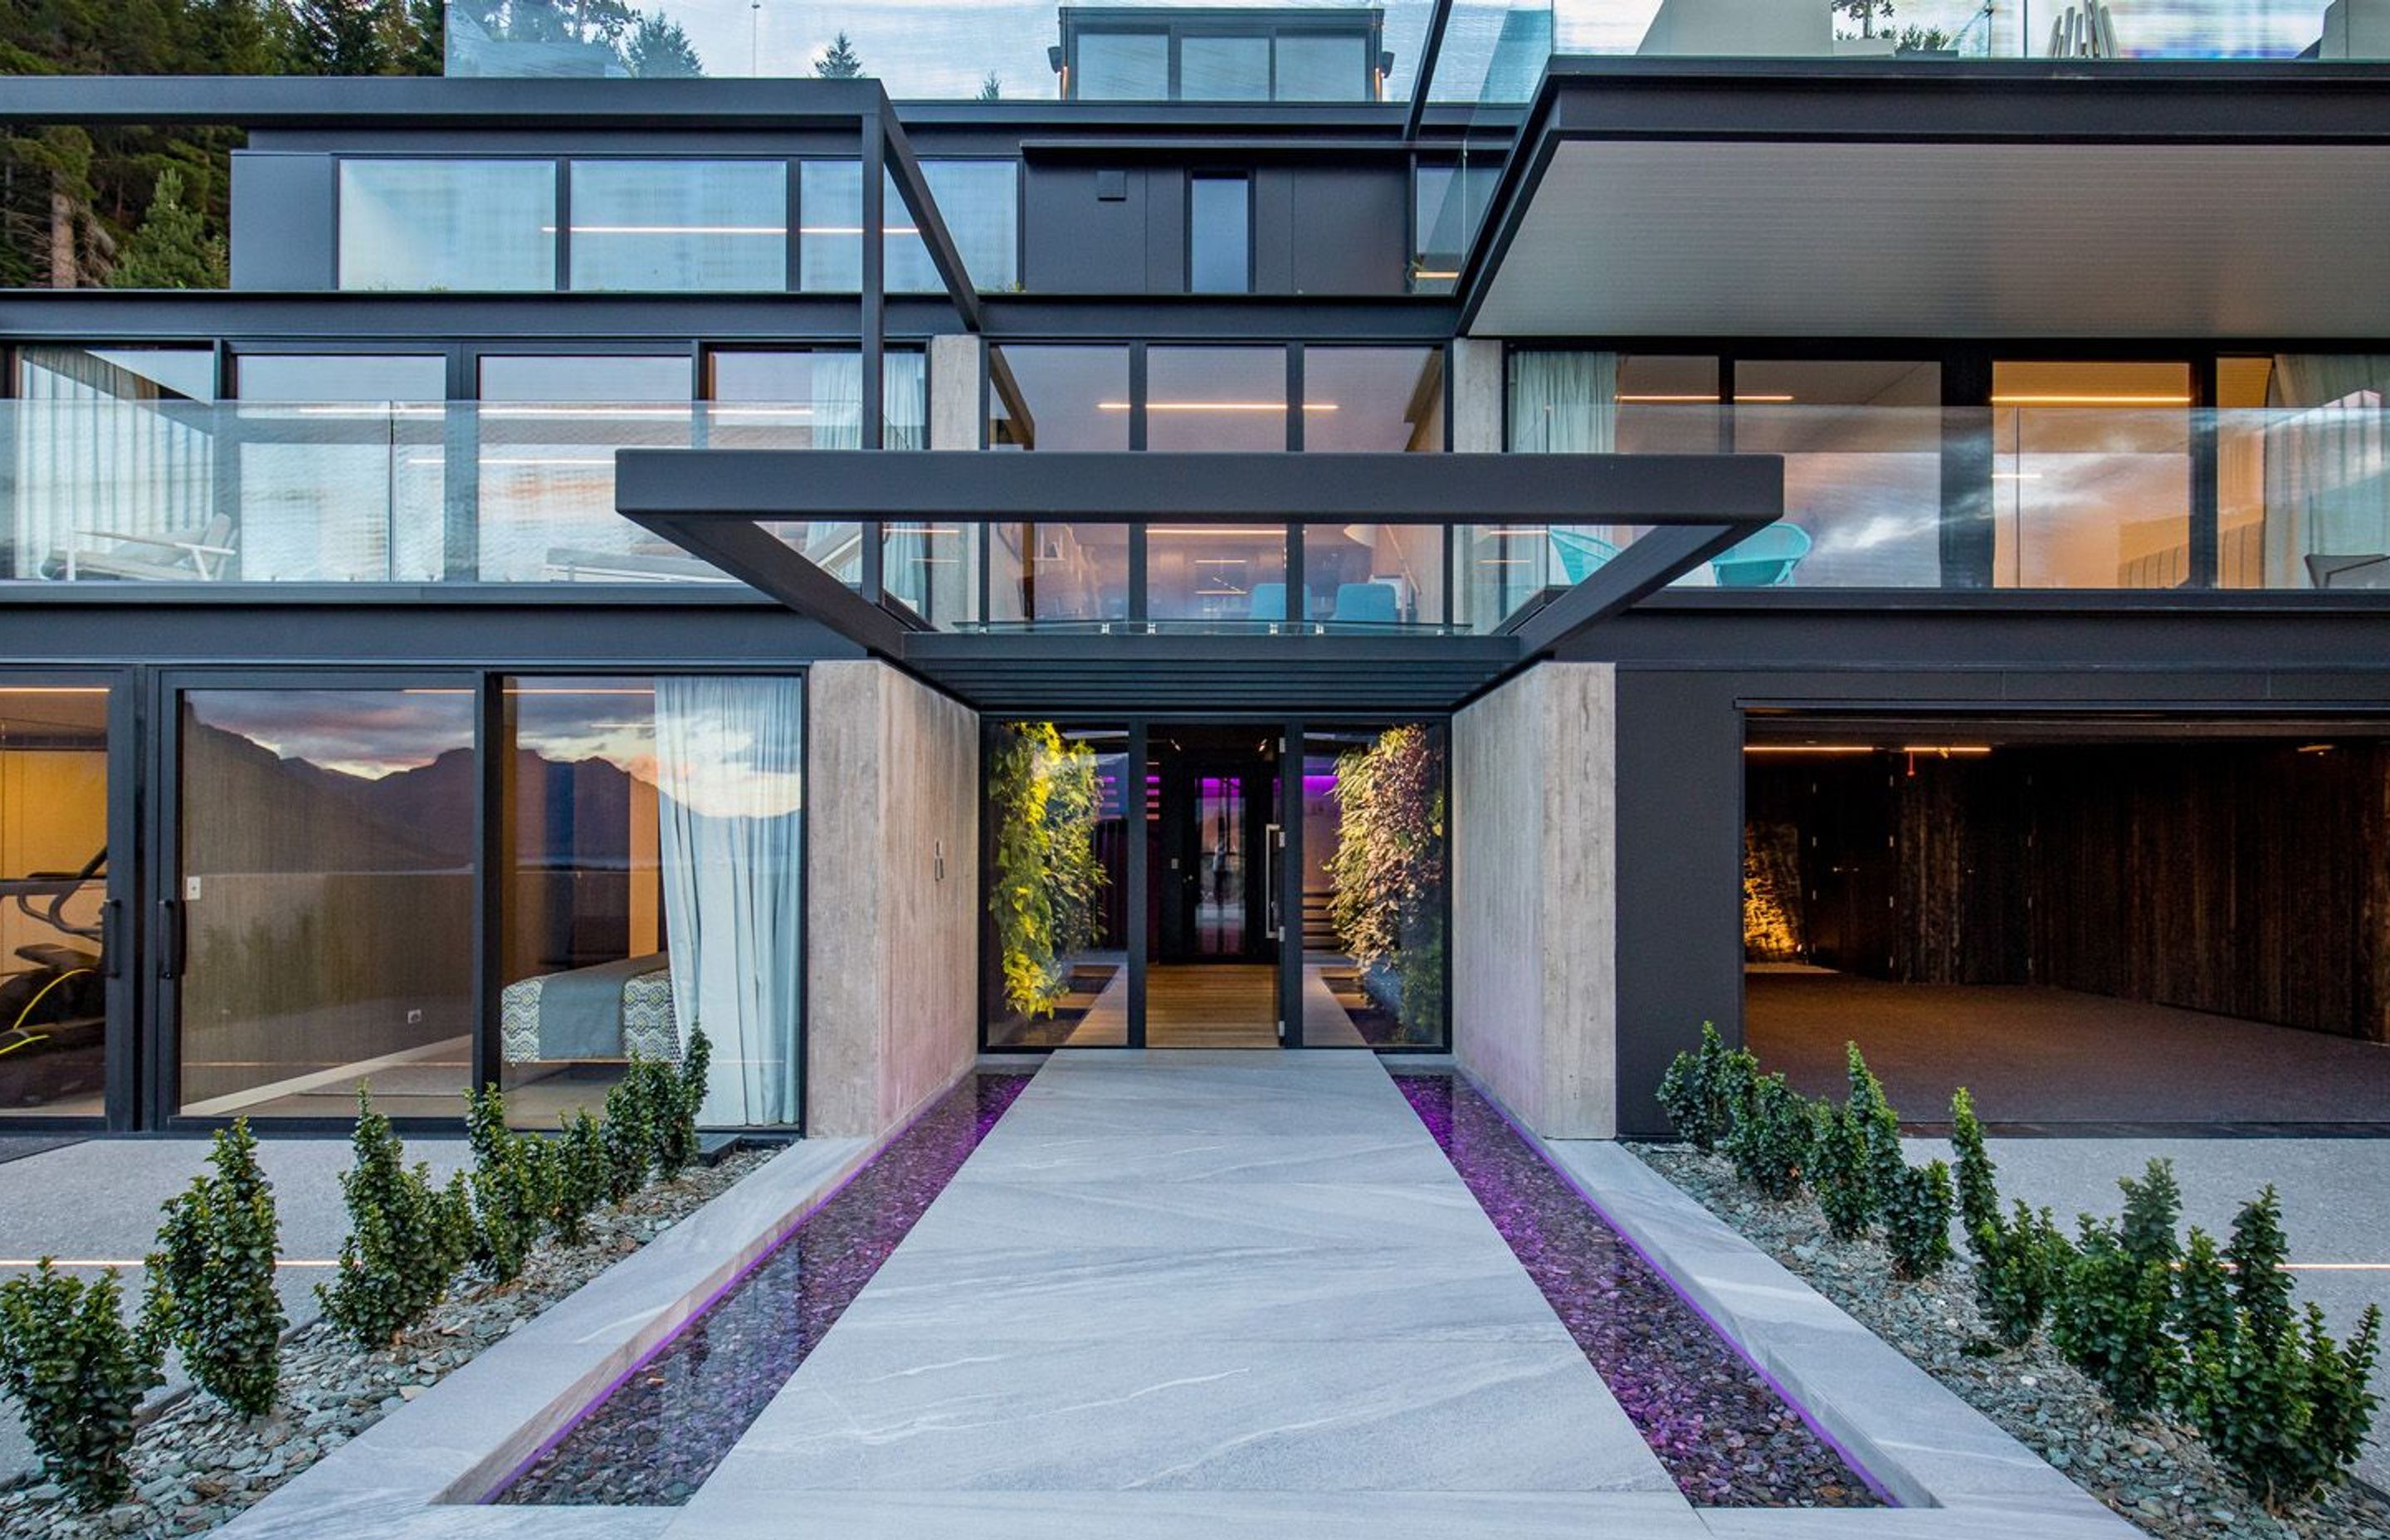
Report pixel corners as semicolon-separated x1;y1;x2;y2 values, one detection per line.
1549;529;1619;584
1710;523;1812;587
1332;582;1399;626
1247;582;1288;621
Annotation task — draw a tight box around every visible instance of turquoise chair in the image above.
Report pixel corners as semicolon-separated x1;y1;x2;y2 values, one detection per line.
1247;581;1288;621
1331;582;1399;625
1710;523;1812;587
1549;529;1620;584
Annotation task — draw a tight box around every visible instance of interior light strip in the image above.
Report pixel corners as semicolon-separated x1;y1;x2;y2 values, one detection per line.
797;225;922;236
1743;744;1875;754
1990;394;2193;406
547;225;787;236
1096;402;1336;412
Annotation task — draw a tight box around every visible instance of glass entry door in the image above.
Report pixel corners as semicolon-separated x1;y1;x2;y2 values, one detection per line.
1147;729;1281;1047
0;677;130;1123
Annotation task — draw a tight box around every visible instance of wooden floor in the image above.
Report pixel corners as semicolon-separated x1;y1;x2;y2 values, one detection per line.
1069;963;1371;1048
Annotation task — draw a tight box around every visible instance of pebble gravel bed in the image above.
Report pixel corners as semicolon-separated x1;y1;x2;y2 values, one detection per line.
498;1070;1034;1506
0;1146;775;1540
1394;1072;1880;1508
1632;1142;2390;1540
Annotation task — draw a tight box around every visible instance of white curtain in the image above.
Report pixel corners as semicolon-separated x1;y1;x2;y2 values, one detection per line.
655;676;805;1126
15;348;216;578
2264;355;2390;587
1503;350;1622;597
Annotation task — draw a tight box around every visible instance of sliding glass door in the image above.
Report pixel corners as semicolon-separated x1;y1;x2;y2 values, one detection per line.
159;673;480;1121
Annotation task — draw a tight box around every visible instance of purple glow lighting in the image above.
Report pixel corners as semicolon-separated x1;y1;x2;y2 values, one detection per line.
494;1072;1032;1507
1395;1071;1882;1509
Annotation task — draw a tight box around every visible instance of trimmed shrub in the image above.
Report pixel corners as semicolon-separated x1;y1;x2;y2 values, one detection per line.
1656;1021;1754;1153
1724;1070;1809;1200
1884;1157;1956;1281
1973;1199;2068;1348
551;1109;607;1246
1843;1043;1906;1210
150;1118;284;1417
1808;1099;1875;1241
1949;1086;2000;1250
2191;1300;2383;1507
2305;1303;2384;1487
319;1088;471;1348
601;1058;655;1204
2052;1211;2178;1417
0;1262;169;1508
2173;1226;2236;1357
465;1084;554;1286
2227;1186;2295;1355
654;1026;713;1183
2119;1157;2183;1273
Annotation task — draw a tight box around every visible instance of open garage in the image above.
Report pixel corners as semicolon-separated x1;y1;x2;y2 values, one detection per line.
1743;717;2390;1131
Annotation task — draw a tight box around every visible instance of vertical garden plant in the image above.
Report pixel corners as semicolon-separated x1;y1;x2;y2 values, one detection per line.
988;722;1106;1020
1326;724;1446;1039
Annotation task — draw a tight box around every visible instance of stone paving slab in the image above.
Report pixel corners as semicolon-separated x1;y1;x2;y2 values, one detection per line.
668;1050;1683;1530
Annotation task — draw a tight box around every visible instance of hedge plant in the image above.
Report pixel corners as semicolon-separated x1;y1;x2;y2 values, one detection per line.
1724;1070;1809;1199
0;1262;168;1508
1884;1157;1956;1280
150;1118;284;1417
319;1088;472;1348
1656;1021;1753;1153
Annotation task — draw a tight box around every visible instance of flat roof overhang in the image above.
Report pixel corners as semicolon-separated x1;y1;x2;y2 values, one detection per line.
614;448;1782;711
1463;59;2390;339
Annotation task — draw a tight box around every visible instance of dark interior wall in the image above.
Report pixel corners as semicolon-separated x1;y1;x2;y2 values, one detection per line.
1748;743;2390;1042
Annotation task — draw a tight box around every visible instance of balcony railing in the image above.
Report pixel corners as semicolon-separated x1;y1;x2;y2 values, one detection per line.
6;399;2385;619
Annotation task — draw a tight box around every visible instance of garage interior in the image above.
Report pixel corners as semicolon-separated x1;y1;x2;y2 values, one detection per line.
1742;716;2390;1132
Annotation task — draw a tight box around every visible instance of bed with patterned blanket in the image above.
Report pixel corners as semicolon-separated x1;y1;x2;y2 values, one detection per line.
499;953;681;1064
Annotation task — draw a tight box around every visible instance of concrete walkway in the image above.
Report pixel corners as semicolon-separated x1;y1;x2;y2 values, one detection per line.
664;1050;1699;1539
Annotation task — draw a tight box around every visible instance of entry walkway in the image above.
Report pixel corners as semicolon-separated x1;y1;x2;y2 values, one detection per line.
666;1050;1696;1538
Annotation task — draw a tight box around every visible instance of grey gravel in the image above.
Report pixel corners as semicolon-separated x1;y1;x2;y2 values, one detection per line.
1632;1142;2390;1540
0;1149;771;1540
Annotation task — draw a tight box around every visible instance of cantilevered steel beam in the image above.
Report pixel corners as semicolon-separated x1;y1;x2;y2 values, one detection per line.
615;450;1782;527
1505;521;1762;657
617;512;920;659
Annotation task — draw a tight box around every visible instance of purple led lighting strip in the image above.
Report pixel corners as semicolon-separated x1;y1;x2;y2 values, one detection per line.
1393;1070;1888;1508
490;1072;1033;1507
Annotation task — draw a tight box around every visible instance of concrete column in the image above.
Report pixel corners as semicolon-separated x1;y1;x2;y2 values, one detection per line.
805;660;981;1138
929;334;982;451
1451;660;1620;1137
1451;336;1505;453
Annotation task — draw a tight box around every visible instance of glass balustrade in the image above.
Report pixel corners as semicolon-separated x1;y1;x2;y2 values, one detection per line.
4;397;2383;613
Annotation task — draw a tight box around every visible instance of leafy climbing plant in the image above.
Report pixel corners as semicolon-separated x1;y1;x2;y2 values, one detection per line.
987;722;1107;1019
1325;724;1446;1036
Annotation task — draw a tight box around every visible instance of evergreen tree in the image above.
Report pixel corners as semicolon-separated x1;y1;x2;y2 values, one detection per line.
293;0;391;74
624;12;703;77
977;71;1001;101
106;164;225;289
813;29;862;78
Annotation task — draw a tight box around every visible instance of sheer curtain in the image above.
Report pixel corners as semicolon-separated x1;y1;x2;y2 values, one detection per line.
655;677;805;1127
17;348;217;579
1503;350;1622;599
2265;355;2390;587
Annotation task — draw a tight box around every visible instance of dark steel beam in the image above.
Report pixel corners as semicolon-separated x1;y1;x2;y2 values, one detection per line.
1403;0;1458;144
881;111;987;332
616;512;919;658
1505;521;1764;657
614;450;1784;525
0;74;890;127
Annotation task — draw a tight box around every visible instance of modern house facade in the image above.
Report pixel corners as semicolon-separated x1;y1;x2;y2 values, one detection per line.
3;0;2388;1147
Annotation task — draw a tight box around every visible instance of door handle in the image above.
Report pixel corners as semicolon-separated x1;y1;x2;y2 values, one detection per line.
156;899;183;980
100;899;124;979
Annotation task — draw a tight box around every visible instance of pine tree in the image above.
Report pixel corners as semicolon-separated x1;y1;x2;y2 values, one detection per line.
977;71;1002;101
813;30;863;78
106;164;224;289
293;0;391;74
624;13;703;77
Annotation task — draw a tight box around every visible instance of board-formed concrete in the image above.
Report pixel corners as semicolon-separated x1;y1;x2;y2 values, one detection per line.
803;660;981;1138
1452;660;1622;1138
665;1050;1692;1538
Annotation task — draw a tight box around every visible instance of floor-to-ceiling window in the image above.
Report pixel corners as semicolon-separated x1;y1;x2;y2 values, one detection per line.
982;722;1132;1048
1300;724;1448;1047
1992;360;2194;588
0;684;115;1118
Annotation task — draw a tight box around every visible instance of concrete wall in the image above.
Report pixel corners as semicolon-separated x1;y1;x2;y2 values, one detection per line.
1451;660;1621;1137
804;660;980;1138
